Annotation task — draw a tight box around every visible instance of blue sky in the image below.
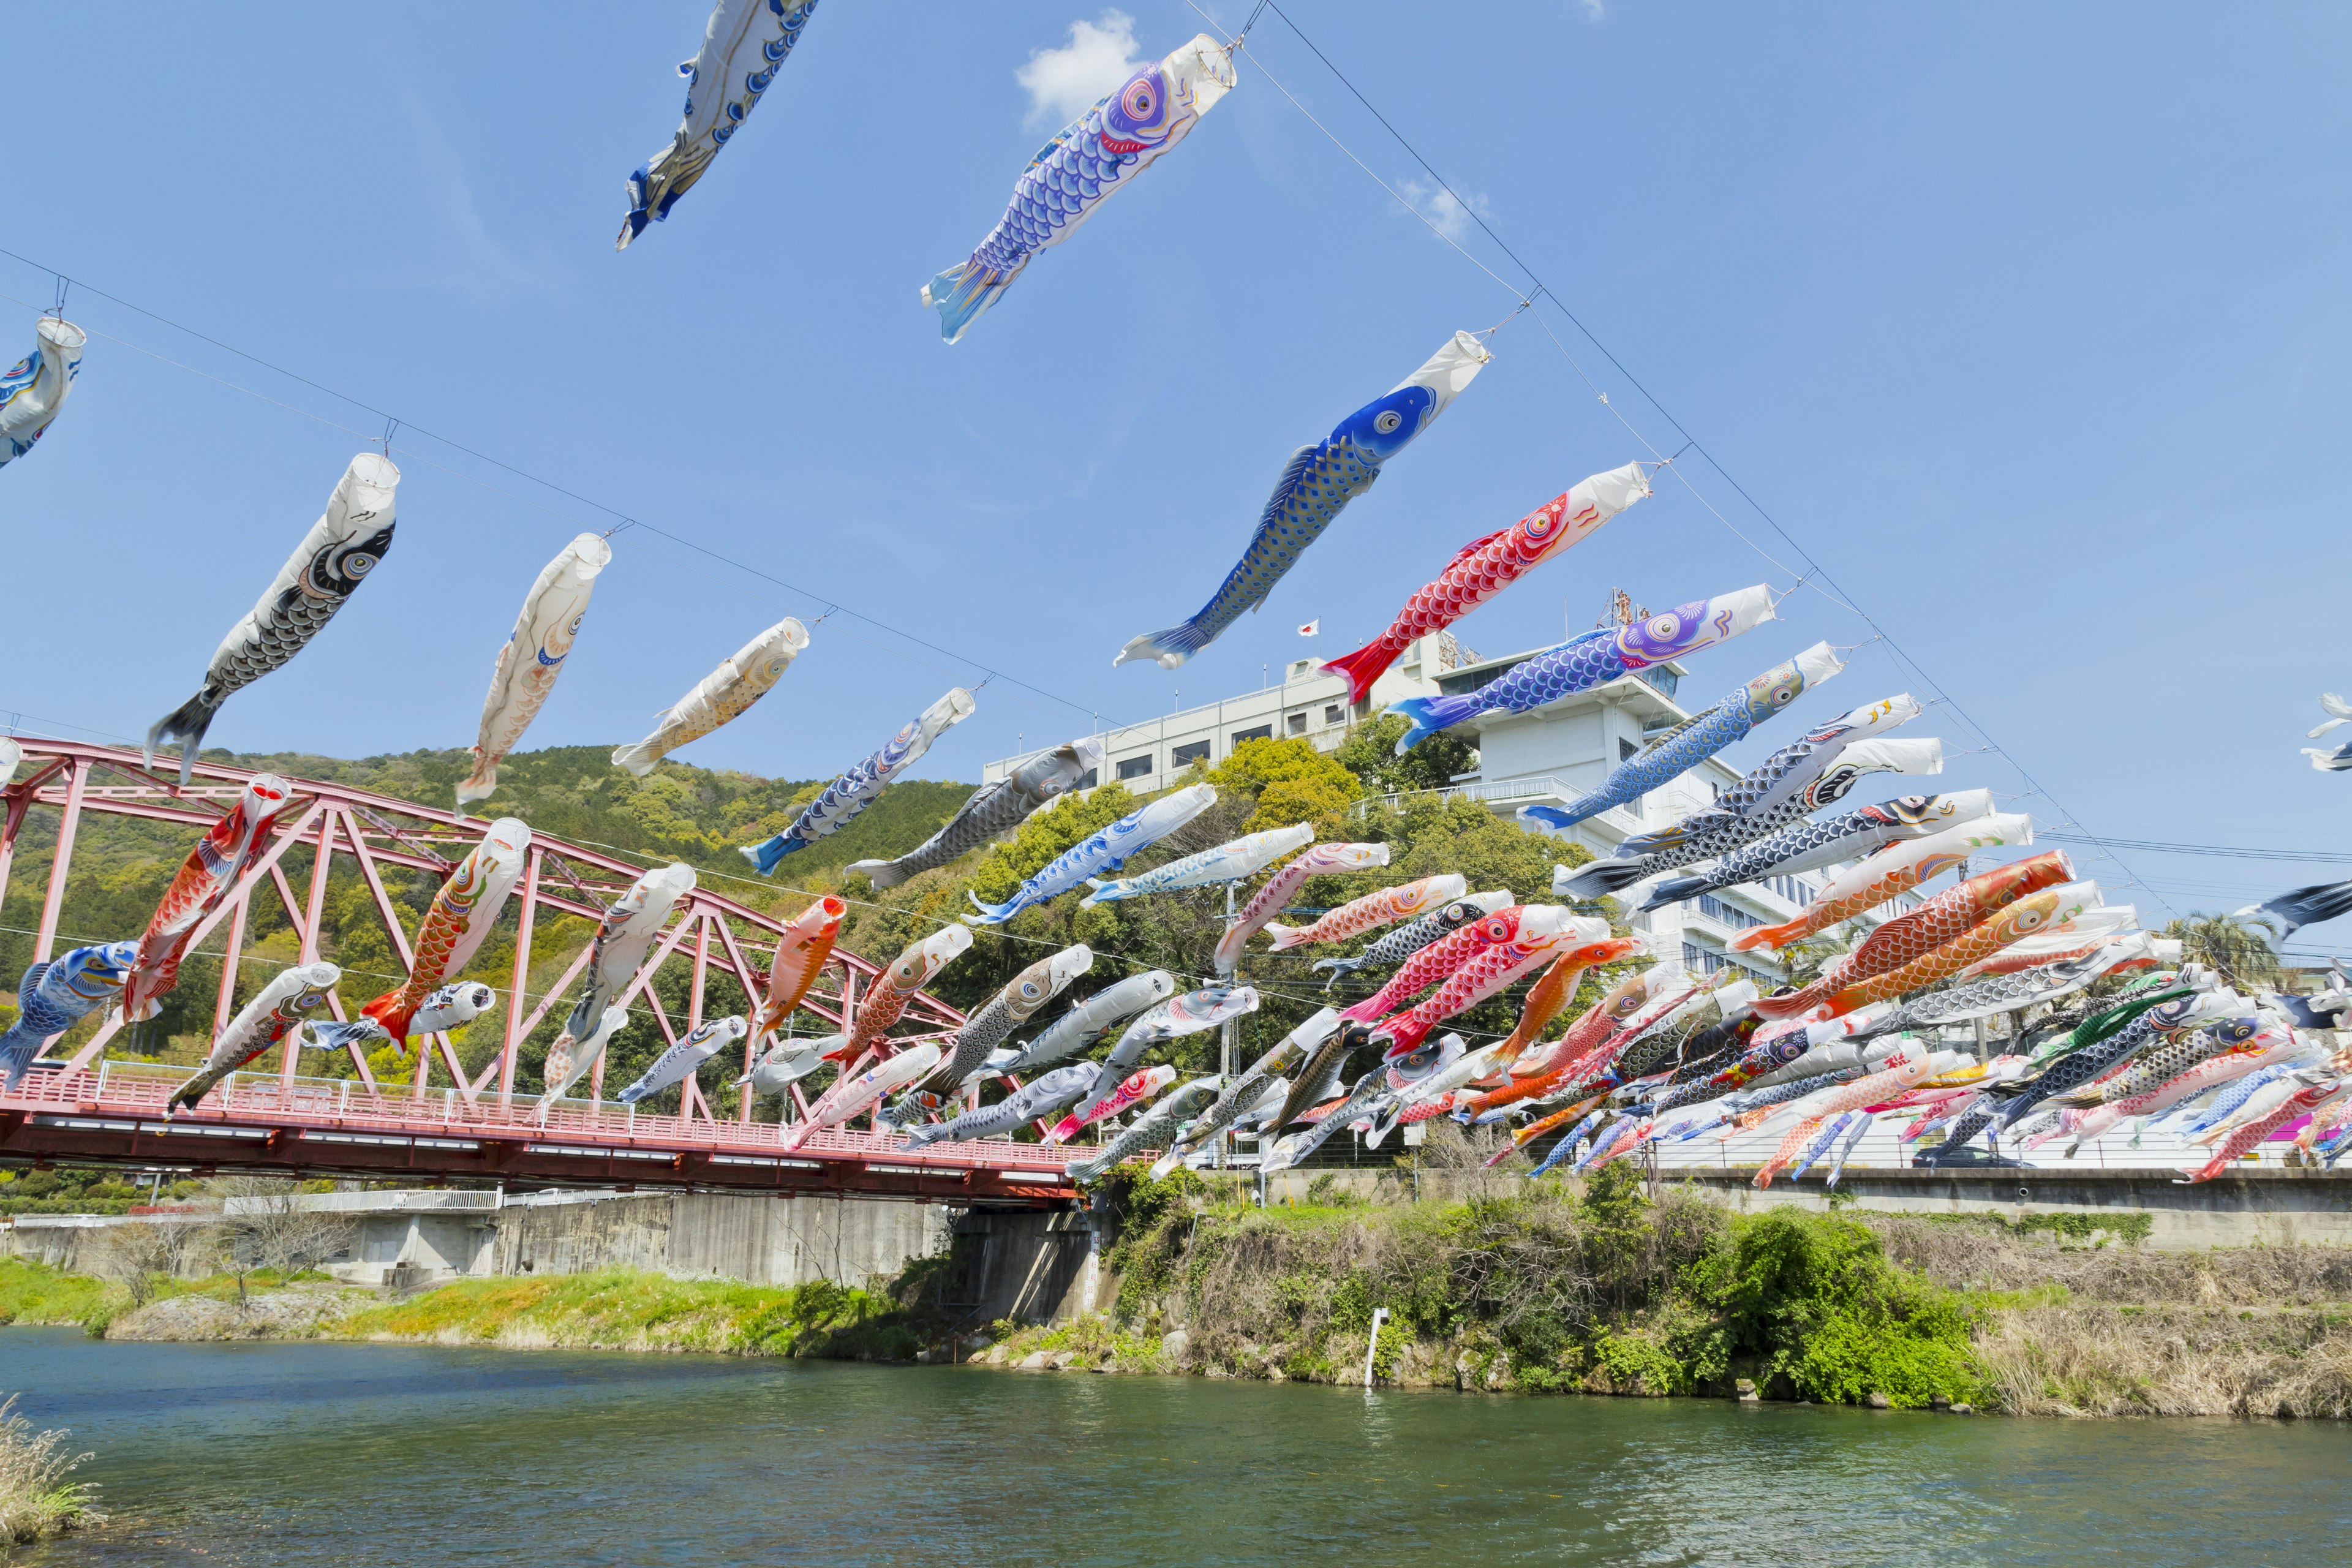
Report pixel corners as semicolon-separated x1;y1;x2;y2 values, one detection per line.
4;2;2348;933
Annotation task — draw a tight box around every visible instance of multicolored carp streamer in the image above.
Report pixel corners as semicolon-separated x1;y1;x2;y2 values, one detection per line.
460;534;611;806
0;943;137;1090
1377;919;1624;1058
1732;811;2032;952
618;0;821;249
2185;1079;2348;1183
1321;462;1651;704
1547;695;1932;891
165;962;341;1114
1812;881;2098;1020
1069;985;1261;1122
148;456;398;786
987;970;1176;1079
743;687;977;874
538;1005;630;1109
786;1041;942;1150
2304;693;2352;771
1873;931;2175;1038
926;34;1235;343
1644;790;1993;911
1536;642;1844;834
1392;586;1776;753
1495;934;1646;1063
548;864;696;1065
968;783;1217;926
753;894;844;1047
1340;905;1579;1024
1268;1019;1381;1136
1954;905;2139;979
839;925;972;1063
1312;890;1509;988
736;1034;833;1099
849;736;1106;889
356;819;532;1046
0;316;84;469
904;1062;1102;1150
1069;1074;1224;1183
121;774;297;1023
1083;823;1314;904
1264;873;1466;951
1047;1064;1175;1144
933;945;1093;1087
1161;1009;1340;1167
2230;878;2352;953
615;1016;749;1106
1118;333;1490;670
613;617;808;775
1213;840;1391;974
1755;850;2078;1019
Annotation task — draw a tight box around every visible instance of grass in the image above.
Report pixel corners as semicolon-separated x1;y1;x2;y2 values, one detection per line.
0;1395;97;1545
332;1267;937;1359
0;1262;110;1333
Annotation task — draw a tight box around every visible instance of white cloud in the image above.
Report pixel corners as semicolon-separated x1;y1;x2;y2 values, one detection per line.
1017;10;1145;129
1395;177;1493;244
368;96;568;304
1572;0;1604;19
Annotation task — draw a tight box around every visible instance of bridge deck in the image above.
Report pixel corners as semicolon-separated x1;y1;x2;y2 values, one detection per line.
0;1063;1082;1206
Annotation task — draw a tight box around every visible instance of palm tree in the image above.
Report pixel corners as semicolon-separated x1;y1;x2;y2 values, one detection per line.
2162;914;2280;992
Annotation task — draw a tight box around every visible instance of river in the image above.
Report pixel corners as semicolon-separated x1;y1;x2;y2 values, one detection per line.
1;1327;2342;1565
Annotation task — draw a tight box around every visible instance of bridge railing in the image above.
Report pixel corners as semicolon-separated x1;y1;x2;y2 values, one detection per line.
8;1061;1081;1182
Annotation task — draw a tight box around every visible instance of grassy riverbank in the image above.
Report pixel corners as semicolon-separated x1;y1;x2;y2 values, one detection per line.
978;1164;2352;1419
9;1172;2348;1419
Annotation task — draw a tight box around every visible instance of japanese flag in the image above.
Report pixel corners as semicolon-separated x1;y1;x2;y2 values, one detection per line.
1297;619;1320;636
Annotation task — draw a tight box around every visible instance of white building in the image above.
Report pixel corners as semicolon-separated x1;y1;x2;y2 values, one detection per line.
981;620;1920;981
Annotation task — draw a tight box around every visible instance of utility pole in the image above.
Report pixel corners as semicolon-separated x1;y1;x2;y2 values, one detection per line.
1216;878;1239;1169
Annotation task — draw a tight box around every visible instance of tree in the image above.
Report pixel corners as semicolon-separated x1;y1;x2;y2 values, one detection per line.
2161;914;2280;993
1332;714;1480;798
211;1177;356;1303
86;1219;213;1307
1206;737;1364;833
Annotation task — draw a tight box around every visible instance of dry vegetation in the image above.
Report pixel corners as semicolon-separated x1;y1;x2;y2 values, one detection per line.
0;1395;96;1546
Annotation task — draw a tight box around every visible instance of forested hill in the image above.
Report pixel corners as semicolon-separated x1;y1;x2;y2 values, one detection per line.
214;744;978;878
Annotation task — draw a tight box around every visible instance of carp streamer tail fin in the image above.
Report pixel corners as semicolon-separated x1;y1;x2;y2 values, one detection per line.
846;858;907;889
0;1027;39;1091
741;834;799;876
1643;873;1710;910
1262;922;1308;952
609;739;660;777
1548;855;1649;897
921;262;1006;345
1113;617;1213;671
454;747;500;808
146;691;224;788
1320;639;1397;706
1387;695;1477;754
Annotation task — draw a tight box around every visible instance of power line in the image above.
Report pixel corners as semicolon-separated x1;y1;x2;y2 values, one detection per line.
1225;3;2177;920
0;247;1099;726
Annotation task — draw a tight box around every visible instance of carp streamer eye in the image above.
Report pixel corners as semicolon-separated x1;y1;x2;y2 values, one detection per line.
343;553;379;579
1482;918;1510;941
1374;410;1404;434
1122;78;1160;121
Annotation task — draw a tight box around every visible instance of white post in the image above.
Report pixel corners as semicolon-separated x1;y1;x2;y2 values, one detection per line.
1362;1306;1390;1388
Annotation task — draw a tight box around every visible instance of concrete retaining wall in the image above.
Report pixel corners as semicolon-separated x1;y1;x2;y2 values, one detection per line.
942;1210;1100;1324
486;1191;956;1289
1676;1166;2352;1249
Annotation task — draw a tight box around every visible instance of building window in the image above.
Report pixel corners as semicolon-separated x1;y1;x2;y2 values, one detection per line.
1683;942;1705;972
1171;740;1210;768
1324;704;1344;726
1232;725;1273;747
1638;666;1679;699
1286;712;1308;735
1075;768;1098;790
1115;755;1153;781
1619;738;1638;762
1694;893;1765;930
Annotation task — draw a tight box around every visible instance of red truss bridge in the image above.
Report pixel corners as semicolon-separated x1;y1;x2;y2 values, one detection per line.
0;739;1078;1205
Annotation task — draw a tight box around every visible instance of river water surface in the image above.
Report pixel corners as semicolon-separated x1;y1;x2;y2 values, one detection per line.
1;1327;2342;1566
